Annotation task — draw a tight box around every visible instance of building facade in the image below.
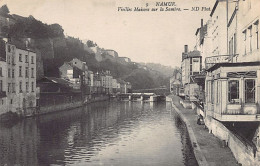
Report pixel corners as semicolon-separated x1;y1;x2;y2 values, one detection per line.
59;58;89;90
0;39;37;116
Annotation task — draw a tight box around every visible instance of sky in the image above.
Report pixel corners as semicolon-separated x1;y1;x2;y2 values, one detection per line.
1;0;215;68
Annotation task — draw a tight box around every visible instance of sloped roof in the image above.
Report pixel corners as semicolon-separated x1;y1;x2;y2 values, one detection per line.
37;77;72;87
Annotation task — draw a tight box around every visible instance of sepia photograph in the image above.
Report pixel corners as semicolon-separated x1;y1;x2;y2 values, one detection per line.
0;0;259;165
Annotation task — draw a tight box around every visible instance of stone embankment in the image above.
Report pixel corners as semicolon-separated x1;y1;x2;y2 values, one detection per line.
167;95;238;166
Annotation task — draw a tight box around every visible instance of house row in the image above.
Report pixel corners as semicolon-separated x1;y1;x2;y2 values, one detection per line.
180;0;260;122
39;58;132;95
177;1;260;164
0;39;132;117
0;38;37;116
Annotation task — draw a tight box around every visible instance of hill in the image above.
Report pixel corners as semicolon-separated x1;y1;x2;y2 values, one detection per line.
0;5;173;90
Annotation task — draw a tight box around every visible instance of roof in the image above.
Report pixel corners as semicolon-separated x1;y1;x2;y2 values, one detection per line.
206;62;260;72
37;77;72;86
5;41;36;53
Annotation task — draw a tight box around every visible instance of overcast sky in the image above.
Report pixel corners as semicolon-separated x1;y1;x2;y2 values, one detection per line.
1;0;215;67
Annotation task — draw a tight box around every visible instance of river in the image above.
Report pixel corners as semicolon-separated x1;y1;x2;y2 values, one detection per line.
0;101;197;166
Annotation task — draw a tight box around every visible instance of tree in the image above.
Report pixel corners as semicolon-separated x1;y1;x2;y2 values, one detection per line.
0;5;10;14
87;40;95;47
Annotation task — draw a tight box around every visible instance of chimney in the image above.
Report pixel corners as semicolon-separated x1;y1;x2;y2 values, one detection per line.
184;45;188;53
201;19;203;28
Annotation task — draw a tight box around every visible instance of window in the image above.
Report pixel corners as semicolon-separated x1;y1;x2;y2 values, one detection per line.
0;80;2;91
12;83;15;93
31;56;34;64
8;68;10;78
31;68;34;78
216;81;220;104
234;33;237;54
255;21;259;49
211;81;214;104
11;56;15;65
229;37;234;55
8;83;11;92
19;54;22;62
19;66;22;77
31;82;34;92
26;82;29;92
12;69;14;78
7;55;10;64
19;81;22;93
0;67;2;76
249;26;252;52
25;67;29;78
228;80;239;104
243;30;247;55
25;55;28;63
245;79;255;103
7;45;11;52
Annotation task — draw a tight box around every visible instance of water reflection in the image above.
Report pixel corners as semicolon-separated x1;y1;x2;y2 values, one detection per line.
173;113;198;166
0;101;197;166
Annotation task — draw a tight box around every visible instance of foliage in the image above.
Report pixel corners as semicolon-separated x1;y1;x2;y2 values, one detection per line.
0;5;9;15
0;5;172;90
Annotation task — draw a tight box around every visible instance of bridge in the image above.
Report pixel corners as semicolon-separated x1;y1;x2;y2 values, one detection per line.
132;87;169;96
117;93;165;102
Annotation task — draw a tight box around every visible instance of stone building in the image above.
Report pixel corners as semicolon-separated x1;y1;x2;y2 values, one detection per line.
0;39;37;116
59;58;89;90
204;0;260;122
201;1;260;165
181;45;202;101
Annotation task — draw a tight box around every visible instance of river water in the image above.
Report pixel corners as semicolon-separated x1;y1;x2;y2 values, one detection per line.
0;101;197;166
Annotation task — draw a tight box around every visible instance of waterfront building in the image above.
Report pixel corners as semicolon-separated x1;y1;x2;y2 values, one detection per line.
59;58;89;90
0;38;37;116
170;70;181;95
227;0;260;63
209;0;228;56
194;19;212;69
170;78;181;95
112;78;118;94
204;0;260;122
117;79;132;94
0;40;7;114
181;45;202;101
94;72;103;94
100;70;113;94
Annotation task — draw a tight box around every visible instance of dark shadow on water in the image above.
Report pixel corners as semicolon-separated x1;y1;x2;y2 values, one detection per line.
0;101;198;166
173;111;199;166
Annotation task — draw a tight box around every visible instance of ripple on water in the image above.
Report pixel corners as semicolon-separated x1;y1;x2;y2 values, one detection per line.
0;102;197;166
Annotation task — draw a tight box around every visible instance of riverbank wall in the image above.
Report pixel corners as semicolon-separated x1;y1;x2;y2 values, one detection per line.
167;96;208;166
205;115;258;166
0;93;110;121
168;95;260;166
36;93;109;116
